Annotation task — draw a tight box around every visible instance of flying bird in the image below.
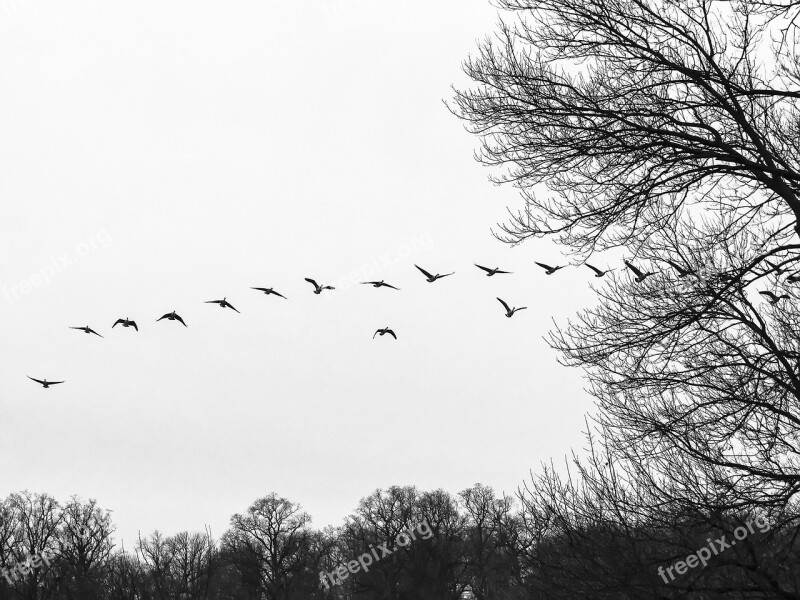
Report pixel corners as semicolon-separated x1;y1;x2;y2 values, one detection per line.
624;260;656;283
373;327;397;339
157;311;187;326
205;298;240;312
534;262;564;275
251;287;287;299
786;273;800;284
361;280;400;290
70;326;102;338
497;297;527;318
664;259;695;278
414;265;454;282
766;260;786;275
27;376;64;388
112;318;138;331
585;264;609;278
305;278;335;294
475;264;512;276
759;291;790;304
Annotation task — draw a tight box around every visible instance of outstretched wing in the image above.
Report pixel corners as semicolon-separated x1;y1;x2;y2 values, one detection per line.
494;269;511;274
497;297;511;312
759;291;777;301
88;328;103;337
534;262;552;271
382;283;400;290
227;303;240;313
131;321;138;331
175;314;187;326
585;263;603;276
373;330;380;339
475;264;492;273
27;376;45;385
415;264;434;279
112;319;124;328
251;287;268;293
205;300;221;305
624;260;644;278
387;329;397;339
49;381;65;385
272;290;287;299
304;278;319;288
157;313;169;321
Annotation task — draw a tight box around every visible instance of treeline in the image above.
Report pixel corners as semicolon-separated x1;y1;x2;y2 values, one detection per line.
0;481;797;600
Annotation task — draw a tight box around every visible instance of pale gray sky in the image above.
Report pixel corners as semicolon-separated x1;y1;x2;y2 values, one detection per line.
0;0;596;545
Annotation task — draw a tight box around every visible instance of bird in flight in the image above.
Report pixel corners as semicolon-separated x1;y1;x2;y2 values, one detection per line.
786;273;800;284
414;265;454;282
113;318;138;331
157;311;187;326
664;259;695;278
70;325;102;338
205;298;240;312
534;262;564;275
497;297;527;318
373;327;397;339
28;376;64;388
759;291;790;304
624;260;656;283
251;287;287;299
305;278;335;294
585;264;609;278
475;264;512;276
766;260;786;275
361;280;400;290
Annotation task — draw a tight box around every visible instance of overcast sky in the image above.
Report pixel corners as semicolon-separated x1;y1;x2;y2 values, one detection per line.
0;0;598;546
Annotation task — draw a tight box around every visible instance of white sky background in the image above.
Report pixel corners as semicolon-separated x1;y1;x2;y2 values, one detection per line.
0;0;597;546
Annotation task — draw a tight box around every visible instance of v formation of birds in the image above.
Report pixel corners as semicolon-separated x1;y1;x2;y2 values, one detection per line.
27;259;794;387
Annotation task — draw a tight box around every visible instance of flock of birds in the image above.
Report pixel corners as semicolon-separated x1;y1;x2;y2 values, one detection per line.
25;258;793;388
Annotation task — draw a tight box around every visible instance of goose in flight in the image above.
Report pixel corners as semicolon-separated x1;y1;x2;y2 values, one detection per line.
585;264;609;278
759;290;790;304
28;376;64;388
305;278;335;294
664;259;695;278
361;280;400;290
205;298;240;312
497;297;527;318
373;327;397;339
475;264;512;276
624;260;656;283
766;260;786;275
534;262;564;275
112;318;138;331
70;326;103;338
414;265;454;282
157;311;187;326
251;287;287;299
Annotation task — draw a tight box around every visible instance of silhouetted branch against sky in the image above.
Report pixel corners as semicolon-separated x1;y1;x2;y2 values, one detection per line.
453;0;800;254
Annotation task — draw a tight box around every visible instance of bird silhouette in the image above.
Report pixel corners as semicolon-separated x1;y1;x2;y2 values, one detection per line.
205;298;240;312
361;280;400;290
251;287;287;299
112;318;138;331
766;260;786;274
70;326;102;338
585;264;609;278
787;273;800;284
157;311;187;326
759;290;790;304
305;278;335;294
624;260;656;283
414;265;454;282
497;297;527;318
664;259;695;278
475;264;511;276
28;376;64;388
534;262;564;275
373;327;397;339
